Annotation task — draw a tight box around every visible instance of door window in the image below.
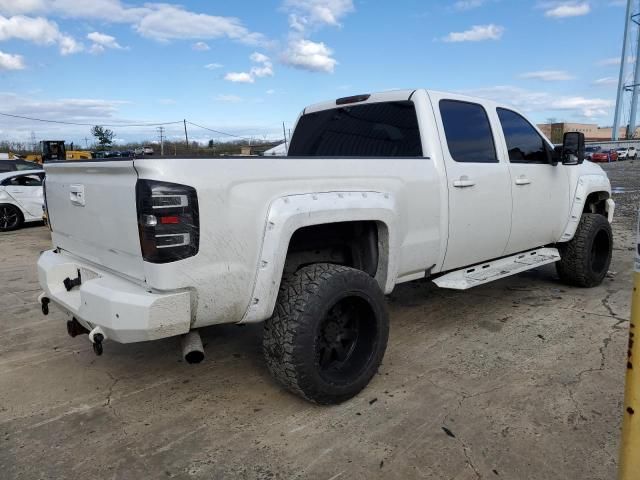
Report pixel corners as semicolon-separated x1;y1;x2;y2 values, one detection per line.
439;100;497;163
497;108;550;164
3;174;43;187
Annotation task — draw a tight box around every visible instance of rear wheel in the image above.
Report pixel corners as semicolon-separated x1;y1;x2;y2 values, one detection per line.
0;204;22;232
263;263;389;404
556;213;612;288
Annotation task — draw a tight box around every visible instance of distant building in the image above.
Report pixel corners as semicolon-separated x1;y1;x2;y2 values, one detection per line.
536;122;634;143
240;143;284;156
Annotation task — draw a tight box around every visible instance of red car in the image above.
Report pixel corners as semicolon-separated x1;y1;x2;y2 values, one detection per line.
591;149;618;162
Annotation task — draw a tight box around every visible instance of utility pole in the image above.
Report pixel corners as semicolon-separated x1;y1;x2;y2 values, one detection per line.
282;121;288;151
157;126;165;156
629;11;640;139
613;0;633;140
84;137;89;149
183;119;189;149
30;131;36;152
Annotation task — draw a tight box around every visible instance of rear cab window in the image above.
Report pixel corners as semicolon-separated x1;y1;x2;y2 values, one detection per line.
439;100;497;163
288;101;423;157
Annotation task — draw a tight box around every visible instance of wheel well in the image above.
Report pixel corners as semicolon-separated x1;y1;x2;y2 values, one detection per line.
583;191;609;216
0;203;24;219
283;221;380;277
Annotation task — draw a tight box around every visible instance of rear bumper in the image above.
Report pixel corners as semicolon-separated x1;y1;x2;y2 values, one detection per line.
37;249;191;343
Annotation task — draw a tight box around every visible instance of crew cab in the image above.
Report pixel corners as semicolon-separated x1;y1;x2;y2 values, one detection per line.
37;89;614;404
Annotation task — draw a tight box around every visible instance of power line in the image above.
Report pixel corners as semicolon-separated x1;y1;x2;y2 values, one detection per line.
0;110;281;142
185;120;253;140
0;111;183;127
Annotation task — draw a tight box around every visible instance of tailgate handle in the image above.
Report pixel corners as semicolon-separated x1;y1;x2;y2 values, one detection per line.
69;184;85;207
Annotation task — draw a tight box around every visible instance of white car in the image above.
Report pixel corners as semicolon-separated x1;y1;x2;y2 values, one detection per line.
38;89;614;404
0;170;45;231
616;146;636;160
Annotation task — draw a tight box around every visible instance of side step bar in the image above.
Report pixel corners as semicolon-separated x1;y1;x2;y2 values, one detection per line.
433;247;560;290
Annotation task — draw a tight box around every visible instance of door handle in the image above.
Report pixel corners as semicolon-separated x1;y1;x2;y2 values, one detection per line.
515;177;531;186
453;176;475;188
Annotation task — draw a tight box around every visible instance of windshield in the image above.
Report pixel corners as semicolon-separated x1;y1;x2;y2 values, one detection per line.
288;101;423;157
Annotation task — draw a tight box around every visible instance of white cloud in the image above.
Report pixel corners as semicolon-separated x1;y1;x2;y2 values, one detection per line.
443;24;504;42
544;2;591;18
454;0;485;10
192;41;209;51
0;50;25;70
87;31;123;54
204;63;223;70
250;52;269;63
520;70;574;81
224;72;254;83
0;0;45;16
135;4;264;45
462;85;613;119
282;38;337;72
266;89;276;94
284;0;354;31
0;14;83;54
593;77;618;86
224;52;273;83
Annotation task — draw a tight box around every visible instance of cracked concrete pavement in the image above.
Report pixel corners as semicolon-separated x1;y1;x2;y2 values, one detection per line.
0;161;637;479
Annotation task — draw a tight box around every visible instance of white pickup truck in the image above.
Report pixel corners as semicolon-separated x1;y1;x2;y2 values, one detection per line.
37;89;614;404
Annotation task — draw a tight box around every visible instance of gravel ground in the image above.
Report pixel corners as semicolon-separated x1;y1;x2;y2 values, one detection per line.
0;161;637;480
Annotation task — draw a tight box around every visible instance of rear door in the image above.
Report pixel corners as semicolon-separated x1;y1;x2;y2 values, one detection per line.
3;172;44;217
495;108;570;254
44;161;145;280
429;93;513;270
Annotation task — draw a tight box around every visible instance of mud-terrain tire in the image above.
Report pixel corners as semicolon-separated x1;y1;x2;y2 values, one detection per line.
556;213;613;288
0;204;23;232
263;263;389;405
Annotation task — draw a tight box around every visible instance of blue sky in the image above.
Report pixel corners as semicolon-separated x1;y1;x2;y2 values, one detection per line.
0;0;633;146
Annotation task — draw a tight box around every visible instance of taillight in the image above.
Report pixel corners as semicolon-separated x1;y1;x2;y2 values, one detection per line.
136;179;199;263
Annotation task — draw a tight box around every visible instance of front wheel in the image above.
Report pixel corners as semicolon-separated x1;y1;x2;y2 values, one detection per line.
556;213;613;288
263;263;389;405
0;204;23;232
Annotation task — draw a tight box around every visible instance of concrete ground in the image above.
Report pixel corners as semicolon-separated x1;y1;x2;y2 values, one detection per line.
0;162;637;480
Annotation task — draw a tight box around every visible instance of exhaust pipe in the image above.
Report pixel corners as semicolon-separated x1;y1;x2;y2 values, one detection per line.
181;330;204;364
67;317;90;338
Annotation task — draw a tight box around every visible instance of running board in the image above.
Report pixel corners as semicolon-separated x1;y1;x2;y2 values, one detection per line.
433;247;561;290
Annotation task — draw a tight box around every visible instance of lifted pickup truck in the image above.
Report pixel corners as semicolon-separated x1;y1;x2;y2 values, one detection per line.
38;89;614;404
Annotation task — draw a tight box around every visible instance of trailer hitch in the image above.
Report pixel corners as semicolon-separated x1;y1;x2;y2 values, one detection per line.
63;269;81;292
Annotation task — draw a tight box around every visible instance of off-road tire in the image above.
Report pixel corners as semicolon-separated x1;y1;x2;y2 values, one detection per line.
556;213;612;288
0;204;23;232
263;263;389;405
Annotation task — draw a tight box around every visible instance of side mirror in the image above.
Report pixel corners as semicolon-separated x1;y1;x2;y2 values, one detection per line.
561;131;585;165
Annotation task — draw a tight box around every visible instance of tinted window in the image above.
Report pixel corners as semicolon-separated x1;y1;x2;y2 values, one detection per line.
0;163;12;173
4;174;43;186
288;101;423;157
497;108;549;164
15;161;42;170
439;100;497;163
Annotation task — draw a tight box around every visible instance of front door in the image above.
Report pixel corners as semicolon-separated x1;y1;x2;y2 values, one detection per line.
495;108;570;254
430;94;513;271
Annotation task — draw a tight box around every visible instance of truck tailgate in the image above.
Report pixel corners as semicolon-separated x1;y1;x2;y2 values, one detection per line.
44;161;145;281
